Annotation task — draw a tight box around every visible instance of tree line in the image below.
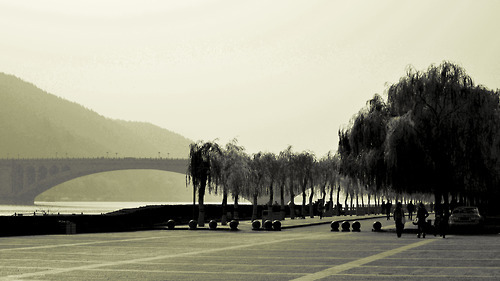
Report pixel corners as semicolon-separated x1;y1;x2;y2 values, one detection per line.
187;62;500;226
338;61;500;216
187;140;342;226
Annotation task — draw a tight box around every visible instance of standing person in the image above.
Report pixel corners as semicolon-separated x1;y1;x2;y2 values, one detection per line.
381;201;386;216
393;202;405;238
407;201;415;220
416;202;429;238
437;208;450;238
317;199;324;219
386;201;392;220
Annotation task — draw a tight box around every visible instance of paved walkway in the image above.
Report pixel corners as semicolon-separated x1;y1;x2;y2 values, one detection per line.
1;218;498;280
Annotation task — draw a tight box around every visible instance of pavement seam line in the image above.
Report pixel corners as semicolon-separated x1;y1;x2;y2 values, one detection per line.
0;236;166;252
2;232;350;280
0;232;214;252
290;238;436;281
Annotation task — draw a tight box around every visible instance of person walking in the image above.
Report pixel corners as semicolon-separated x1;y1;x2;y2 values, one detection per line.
435;208;450;238
416;202;429;238
381;201;386;216
317;200;324;219
393;202;405;238
407;201;415;220
386;201;392;220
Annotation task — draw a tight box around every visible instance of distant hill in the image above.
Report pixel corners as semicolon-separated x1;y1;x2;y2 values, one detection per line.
0;73;192;159
0;73;220;202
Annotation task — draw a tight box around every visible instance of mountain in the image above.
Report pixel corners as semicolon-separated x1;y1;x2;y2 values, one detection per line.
0;72;216;202
0;73;192;159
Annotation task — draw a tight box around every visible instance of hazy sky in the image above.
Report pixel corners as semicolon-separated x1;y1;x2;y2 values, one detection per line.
1;0;499;156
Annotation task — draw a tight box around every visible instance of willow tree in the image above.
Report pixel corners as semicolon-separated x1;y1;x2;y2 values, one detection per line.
281;146;298;219
318;152;340;214
338;94;389;208
385;62;500;210
218;140;248;224
261;152;280;217
219;140;249;222
276;148;290;218
187;140;222;227
309;159;323;218
294;151;315;218
248;152;267;221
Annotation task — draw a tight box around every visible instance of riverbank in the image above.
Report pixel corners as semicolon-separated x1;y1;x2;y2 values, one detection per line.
0;204;275;236
2;204;498;236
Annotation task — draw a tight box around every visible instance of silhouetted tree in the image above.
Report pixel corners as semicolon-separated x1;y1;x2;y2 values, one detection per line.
339;61;500;213
248;152;267;221
281;146;298;219
218;140;249;221
187;140;222;227
276;148;290;217
261;152;280;217
385;62;500;210
294;151;315;218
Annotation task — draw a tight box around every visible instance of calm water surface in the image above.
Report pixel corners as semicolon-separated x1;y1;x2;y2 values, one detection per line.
0;201;198;216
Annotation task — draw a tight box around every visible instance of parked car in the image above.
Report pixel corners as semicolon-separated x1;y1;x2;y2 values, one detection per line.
448;206;483;227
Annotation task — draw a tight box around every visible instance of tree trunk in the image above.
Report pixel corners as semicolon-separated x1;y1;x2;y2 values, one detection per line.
344;193;349;215
327;185;333;214
251;193;258;221
356;193;359;216
350;195;354;216
367;194;371;214
221;190;228;225
336;184;341;211
322;185;327;214
197;182;206;227
301;187;307;219
289;185;295;219
280;183;285;219
234;194;239;220
329;185;334;213
309;187;314;218
269;182;274;206
268;182;274;221
192;183;197;219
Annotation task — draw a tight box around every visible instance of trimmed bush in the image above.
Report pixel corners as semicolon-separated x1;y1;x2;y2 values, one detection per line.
188;220;197;230
264;220;273;230
341;221;350;232
352;221;361;232
229;220;239;231
272;220;281;231
331;221;340;231
252;220;261;230
166;219;175;230
209;220;217;230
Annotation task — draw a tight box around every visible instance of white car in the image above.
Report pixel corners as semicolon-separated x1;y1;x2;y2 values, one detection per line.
448;206;483;227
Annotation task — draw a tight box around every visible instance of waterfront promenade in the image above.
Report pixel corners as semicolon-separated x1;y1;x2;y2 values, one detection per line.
0;215;499;280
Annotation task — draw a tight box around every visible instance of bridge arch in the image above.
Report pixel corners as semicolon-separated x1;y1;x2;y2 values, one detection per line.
0;158;188;204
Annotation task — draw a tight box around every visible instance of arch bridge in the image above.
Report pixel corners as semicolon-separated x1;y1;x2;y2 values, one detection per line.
0;158;188;204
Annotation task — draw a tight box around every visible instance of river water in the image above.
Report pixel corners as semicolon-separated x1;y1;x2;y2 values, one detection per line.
0;200;250;216
0;201;196;216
